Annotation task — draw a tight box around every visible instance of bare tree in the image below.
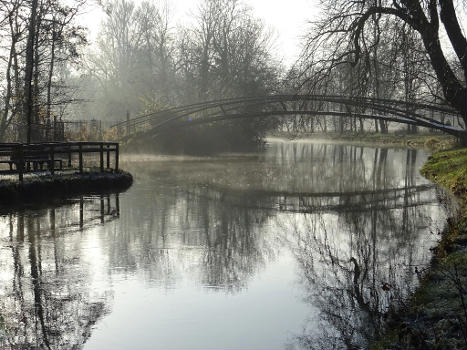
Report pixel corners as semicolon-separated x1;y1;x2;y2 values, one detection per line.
0;0;26;141
0;0;86;142
299;0;466;129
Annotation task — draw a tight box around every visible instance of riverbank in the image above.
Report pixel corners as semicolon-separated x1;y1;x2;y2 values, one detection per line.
0;169;133;204
268;132;458;150
372;148;467;350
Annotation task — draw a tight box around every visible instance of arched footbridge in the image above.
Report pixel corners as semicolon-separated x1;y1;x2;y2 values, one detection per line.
111;95;465;140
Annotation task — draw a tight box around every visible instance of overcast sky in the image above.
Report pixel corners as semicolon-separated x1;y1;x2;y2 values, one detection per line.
79;0;320;67
243;0;319;65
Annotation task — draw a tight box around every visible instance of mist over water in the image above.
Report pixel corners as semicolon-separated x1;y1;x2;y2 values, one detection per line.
0;140;449;349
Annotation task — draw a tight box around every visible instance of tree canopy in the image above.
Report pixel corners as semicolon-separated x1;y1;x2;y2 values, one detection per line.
298;0;466;126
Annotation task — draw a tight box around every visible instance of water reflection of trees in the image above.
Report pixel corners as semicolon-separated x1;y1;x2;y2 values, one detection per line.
0;143;446;349
265;142;412;193
107;184;279;291
0;194;119;349
277;147;446;349
116;144;442;309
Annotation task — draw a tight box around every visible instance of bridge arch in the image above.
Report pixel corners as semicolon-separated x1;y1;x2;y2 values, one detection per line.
112;95;465;140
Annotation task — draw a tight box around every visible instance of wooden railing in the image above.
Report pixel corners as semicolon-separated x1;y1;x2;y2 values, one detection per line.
0;141;119;183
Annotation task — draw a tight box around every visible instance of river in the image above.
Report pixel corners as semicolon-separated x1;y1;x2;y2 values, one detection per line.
0;139;450;349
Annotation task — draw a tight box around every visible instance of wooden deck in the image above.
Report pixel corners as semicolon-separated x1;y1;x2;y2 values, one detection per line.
0;141;119;183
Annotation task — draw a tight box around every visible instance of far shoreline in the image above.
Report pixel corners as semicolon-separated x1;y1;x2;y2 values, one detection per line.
265;132;458;150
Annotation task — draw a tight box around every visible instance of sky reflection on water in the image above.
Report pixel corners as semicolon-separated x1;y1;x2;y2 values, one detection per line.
0;141;450;349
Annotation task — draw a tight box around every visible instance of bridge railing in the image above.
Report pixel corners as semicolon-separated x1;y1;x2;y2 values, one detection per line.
109;95;464;139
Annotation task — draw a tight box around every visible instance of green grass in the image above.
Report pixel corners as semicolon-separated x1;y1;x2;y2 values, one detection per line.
421;148;467;200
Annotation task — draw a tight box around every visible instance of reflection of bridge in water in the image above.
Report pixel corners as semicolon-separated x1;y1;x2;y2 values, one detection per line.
112;95;465;139
184;183;438;214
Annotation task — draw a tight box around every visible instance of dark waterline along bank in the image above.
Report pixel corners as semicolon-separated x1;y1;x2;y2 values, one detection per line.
0;169;133;204
372;148;467;350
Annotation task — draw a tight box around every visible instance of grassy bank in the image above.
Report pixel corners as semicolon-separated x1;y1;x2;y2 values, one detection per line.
372;148;467;350
421;148;467;200
0;169;133;204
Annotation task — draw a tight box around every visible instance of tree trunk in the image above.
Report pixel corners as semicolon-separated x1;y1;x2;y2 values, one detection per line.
33;19;41;142
419;25;466;125
0;24;16;141
23;0;38;143
46;23;56;140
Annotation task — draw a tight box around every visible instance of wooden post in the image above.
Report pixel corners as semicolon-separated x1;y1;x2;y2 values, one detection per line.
78;143;83;173
106;145;110;169
100;195;105;224
115;193;120;217
68;146;72;167
79;196;84;230
50;208;56;236
50;144;55;175
17;144;24;184
115;143;119;171
99;143;104;172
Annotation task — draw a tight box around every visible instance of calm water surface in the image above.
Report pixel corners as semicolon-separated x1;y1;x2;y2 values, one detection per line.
0;140;450;349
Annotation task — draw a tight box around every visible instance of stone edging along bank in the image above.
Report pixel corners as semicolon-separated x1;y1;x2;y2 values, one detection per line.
0;170;133;203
